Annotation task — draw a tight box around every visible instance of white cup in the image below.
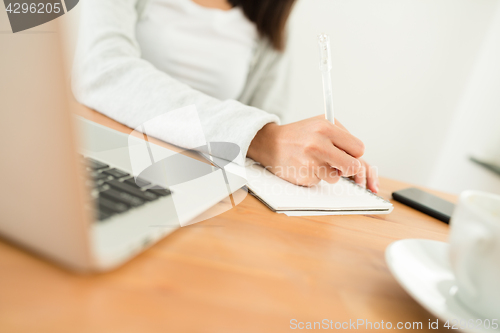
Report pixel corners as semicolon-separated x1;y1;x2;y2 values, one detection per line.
449;190;500;319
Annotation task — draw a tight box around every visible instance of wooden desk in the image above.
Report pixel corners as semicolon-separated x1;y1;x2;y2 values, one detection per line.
0;108;455;332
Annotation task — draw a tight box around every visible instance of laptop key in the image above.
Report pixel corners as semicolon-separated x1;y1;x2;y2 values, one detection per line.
97;184;109;193
86;158;109;170
147;187;171;197
98;197;129;214
100;188;144;207
98;210;113;221
105;179;158;201
123;177;172;197
102;168;130;179
124;177;151;188
90;171;109;181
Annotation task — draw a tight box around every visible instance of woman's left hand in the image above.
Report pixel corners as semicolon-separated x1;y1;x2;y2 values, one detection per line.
353;158;379;193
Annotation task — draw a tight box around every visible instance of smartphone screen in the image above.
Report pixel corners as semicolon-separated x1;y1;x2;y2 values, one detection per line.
392;188;455;223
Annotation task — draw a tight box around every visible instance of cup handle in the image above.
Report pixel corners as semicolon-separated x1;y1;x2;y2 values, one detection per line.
455;225;493;299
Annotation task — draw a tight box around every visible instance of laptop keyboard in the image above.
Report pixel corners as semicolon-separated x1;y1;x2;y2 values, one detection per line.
83;157;171;222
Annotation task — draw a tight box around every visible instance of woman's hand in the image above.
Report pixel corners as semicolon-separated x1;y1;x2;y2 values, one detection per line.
353;158;379;193
248;115;375;188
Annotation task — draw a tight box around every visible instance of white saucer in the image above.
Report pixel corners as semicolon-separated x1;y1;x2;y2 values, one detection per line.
385;239;500;333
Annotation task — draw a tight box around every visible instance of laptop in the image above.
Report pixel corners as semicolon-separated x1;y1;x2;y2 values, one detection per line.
0;15;246;271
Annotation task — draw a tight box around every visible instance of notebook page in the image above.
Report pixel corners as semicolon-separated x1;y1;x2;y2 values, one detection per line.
242;163;392;212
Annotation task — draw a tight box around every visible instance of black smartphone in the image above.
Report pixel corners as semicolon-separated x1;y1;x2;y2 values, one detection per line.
392;188;455;223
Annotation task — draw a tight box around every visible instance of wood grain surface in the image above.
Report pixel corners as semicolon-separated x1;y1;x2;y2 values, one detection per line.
0;107;456;333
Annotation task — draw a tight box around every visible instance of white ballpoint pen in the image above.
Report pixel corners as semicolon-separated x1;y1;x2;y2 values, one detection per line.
318;33;335;124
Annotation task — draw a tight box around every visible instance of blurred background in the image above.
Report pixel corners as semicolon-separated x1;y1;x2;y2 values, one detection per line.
60;0;500;195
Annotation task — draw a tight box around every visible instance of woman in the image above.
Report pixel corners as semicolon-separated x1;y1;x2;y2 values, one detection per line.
73;0;378;192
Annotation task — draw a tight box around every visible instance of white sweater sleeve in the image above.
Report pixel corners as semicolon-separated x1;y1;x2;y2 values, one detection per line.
72;0;279;165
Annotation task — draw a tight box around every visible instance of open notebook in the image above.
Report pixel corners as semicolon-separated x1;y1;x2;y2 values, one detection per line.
225;161;393;216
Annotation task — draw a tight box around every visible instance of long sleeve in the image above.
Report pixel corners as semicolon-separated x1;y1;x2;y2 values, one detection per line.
238;34;291;123
72;0;279;165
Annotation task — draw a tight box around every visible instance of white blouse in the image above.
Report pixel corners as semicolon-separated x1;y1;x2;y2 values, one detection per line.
135;0;258;101
73;0;288;166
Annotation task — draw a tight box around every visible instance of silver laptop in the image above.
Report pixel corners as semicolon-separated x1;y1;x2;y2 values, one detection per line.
0;16;246;271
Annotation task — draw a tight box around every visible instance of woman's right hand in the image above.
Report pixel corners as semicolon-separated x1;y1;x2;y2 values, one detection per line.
247;115;365;187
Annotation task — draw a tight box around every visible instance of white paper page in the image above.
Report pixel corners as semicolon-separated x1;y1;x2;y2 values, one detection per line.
226;162;392;212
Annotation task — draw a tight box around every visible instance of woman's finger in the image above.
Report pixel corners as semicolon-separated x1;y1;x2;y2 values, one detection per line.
315;164;341;184
319;142;362;177
365;161;379;193
334;118;349;132
354;161;367;188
